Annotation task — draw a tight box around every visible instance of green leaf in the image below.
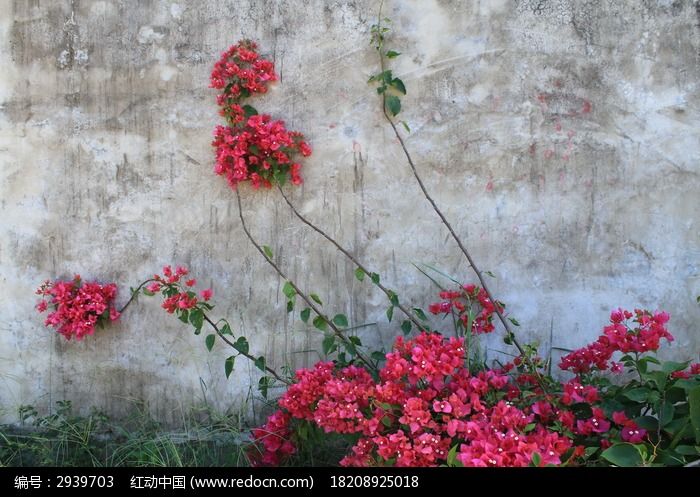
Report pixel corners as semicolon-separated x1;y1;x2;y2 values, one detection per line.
370;273;380;284
254;356;266;372
675;378;700;391
178;309;189;324
530;452;541;467
224;356;235;378
601;443;644;467
386;305;394;322
286;300;294;313
282;281;296;299
220;323;233;335
689;386;700;443
388;290;399;307
413;308;428;321
391;78;406;95
258;376;271;398
447;445;461;467
381;416;392;427
263;245;273;259
354;268;365;282
643;371;668;390
371;351;385;363
233;337;249;355
662;360;691;374
300;308;311;323
242;104;258;117
386;50;401;58
345;340;358;357
310;293;323;306
509;317;520;327
524;423;536;433
313;316;328;331
401;320;412;335
332;314;349;327
485;271;496;278
349;336;362;347
381;70;393;84
666;387;686;404
142;289;155;297
659;402;675;427
386;95;401;116
322;334;336;355
205;334;215;352
401;121;411;133
675;445;700;456
584;446;599;459
623;388;651;402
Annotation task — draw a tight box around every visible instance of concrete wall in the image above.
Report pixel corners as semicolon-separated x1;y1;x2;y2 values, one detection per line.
1;0;698;423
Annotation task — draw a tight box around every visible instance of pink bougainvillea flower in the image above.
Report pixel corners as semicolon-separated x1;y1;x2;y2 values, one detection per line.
210;40;311;189
36;276;120;340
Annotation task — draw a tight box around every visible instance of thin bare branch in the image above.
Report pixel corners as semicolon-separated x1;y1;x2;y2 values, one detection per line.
277;185;424;332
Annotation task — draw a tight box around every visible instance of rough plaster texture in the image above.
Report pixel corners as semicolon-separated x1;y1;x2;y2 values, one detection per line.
1;0;698;423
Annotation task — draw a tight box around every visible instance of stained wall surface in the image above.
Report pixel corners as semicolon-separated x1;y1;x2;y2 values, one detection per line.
1;0;698;422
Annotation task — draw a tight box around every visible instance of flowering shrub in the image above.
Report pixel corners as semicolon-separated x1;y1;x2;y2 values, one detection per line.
142;265;213;317
250;309;700;467
137;265;283;393
35;276;120;340
428;284;502;335
210;40;311;189
559;309;673;375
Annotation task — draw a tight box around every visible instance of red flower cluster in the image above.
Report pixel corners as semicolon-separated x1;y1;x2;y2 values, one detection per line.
212;118;310;189
210;40;276;108
147;265;213;313
428;284;501;335
35;275;120;340
560;308;674;374
612;411;647;444
211;40;311;188
250;410;296;466
250;332;573;467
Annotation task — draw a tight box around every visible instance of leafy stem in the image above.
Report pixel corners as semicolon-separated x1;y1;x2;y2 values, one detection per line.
277;185;424;332
372;10;524;358
200;313;290;385
235;188;377;372
118;278;157;314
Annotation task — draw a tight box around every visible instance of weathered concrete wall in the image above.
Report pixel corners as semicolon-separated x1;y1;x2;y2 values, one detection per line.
1;0;698;422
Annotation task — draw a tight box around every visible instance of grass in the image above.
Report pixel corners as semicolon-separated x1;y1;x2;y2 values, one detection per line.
0;400;253;467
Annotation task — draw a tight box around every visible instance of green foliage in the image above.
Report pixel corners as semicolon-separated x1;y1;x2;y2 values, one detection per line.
224;356;235;378
601;443;644;467
332;314;349;327
0;401;251;467
262;245;273;259
312;316;328;332
205;334;215;351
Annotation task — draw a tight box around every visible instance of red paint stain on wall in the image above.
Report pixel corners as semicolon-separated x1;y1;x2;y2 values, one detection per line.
581;99;592;114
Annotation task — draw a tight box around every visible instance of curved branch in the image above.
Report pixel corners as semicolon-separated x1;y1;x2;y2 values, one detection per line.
202;313;290;385
118;278;157;314
235;188;376;371
380;110;524;356
277;185;424;331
